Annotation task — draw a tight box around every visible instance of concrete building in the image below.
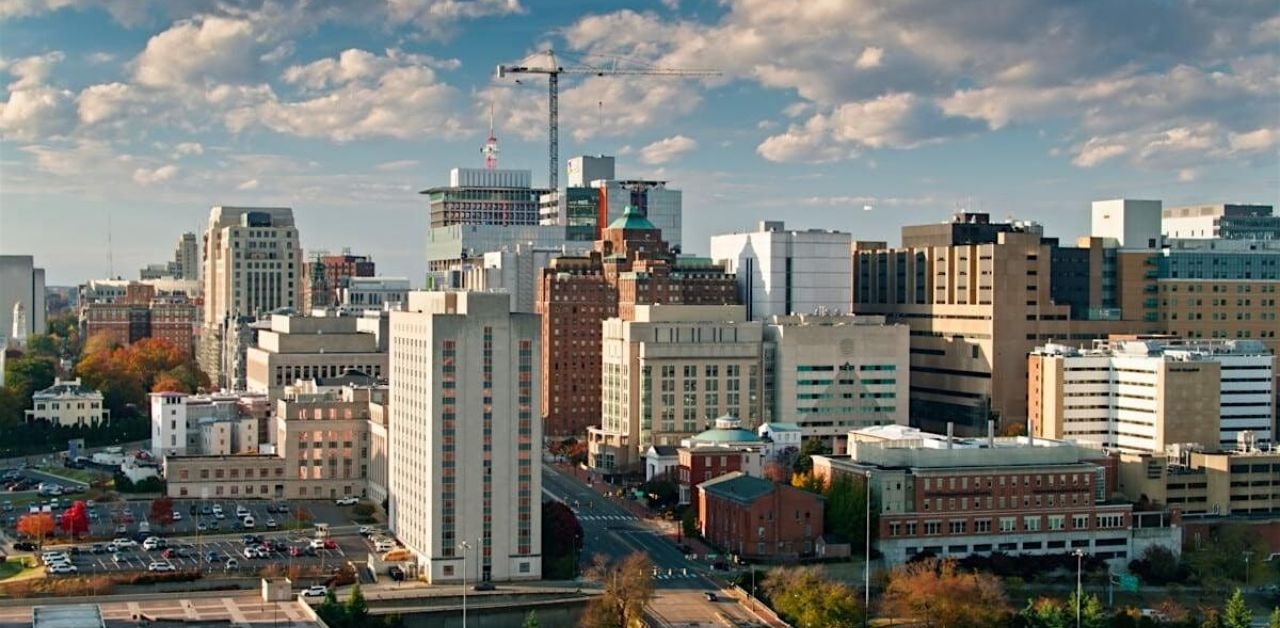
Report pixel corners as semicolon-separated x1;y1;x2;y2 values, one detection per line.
1030;338;1275;452
764;313;910;444
426;224;573;273
589;305;764;471
813;425;1181;568
303;251;376;309
1092;199;1163;249
538;207;738;438
452;245;575;313
1116;446;1280;516
698;472;823;560
25;378;108;427
1151;239;1280;349
273;384;385;500
389;292;541;583
163;454;288;500
198;207;302;388
422;167;553;271
245;312;387;401
1163;203;1278;240
598;180;683;252
140;233;200;280
567;155;615;188
149;391;267;459
710;221;853;320
0;255;46;339
340;277;410;311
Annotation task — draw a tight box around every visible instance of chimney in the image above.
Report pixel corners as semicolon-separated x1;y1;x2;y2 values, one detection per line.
946;422;954;450
987;420;994;448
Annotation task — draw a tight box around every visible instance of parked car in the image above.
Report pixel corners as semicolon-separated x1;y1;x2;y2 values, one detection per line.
335;496;359;506
241;535;263;545
224;558;238;571
357;526;372;537
265;518;277;529
196;523;207;532
172;511;182;521
204;551;221;563
12;541;37;551
147;561;176;572
473;582;496;592
210;504;223;515
388;565;405;581
47;563;78;575
111;552;125;563
89;544;107;554
112;538;138;548
301;585;328;598
323;539;338;550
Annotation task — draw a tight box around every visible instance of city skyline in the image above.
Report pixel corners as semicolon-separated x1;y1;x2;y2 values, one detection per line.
1;0;1277;285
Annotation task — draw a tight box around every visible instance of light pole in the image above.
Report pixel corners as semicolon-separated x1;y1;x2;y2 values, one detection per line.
1243;550;1253;588
459;540;471;628
863;469;872;628
1074;549;1084;628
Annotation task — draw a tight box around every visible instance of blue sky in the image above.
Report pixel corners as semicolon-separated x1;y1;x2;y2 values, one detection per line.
1;0;1277;285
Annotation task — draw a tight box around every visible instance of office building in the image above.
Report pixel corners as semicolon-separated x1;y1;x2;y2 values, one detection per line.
303;251;376;309
540;157;684;249
697;472;824;560
1091;199;1163;249
567;155;615;188
198;207;302;388
339;277;410;311
81;283;197;354
426;223;573;273
25;378;109;427
389;292;541;583
149;391;267;459
1162;203;1278;240
852;212;1146;434
812;425;1181;568
422;167;553;271
0;255;46;339
710;221;853;320
79;278;201;307
537;207;738;438
764;313;910;443
1030;338;1275;452
454;245;574;313
598;180;683;252
589;305;765;471
1151;239;1280;349
140;233;200;280
1117;445;1280;516
245;312;388;401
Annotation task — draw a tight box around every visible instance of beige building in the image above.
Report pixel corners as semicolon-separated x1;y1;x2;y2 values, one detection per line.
150;391;268;459
589;305;765;471
245;312;388;401
25;378;109;427
389;292;541;583
165;454;289;500
764;313;909;444
198;207;303;388
1117;447;1280;517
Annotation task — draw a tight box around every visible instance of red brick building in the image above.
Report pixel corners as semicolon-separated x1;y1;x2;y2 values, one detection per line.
536;206;737;437
678;446;749;510
81;289;197;355
303;252;376;309
698;472;823;560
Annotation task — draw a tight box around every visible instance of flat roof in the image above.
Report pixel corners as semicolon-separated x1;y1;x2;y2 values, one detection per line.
32;604;104;628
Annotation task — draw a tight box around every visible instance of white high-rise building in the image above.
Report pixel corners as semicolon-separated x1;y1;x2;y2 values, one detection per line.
710;220;853;320
567;155;615;187
198;207;302;387
389;292;541;583
0;255;46;340
1162;203;1279;240
1091;199;1162;249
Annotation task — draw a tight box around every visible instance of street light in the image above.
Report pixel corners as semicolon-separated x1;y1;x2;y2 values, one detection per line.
863;469;872;628
1074;549;1085;628
1243;550;1253;588
459;540;472;628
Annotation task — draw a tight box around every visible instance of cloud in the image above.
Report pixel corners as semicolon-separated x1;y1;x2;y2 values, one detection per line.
0;52;74;140
374;159;420;171
132;164;179;185
639;135;697;165
131;15;257;89
1229;127;1277;152
236;178;259;190
173;141;203;157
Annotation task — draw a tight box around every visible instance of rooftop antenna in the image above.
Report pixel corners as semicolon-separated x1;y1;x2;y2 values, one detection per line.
483;102;499;170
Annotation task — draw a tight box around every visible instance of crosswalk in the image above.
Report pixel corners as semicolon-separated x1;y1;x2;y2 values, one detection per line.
575;513;636;521
652;570;699;580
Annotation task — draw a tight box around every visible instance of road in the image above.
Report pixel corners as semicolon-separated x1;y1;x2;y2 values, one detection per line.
541;462;763;627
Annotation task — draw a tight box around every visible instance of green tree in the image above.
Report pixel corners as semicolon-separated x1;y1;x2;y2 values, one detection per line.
523;610;540;628
1222;589;1253;628
822;473;876;553
793;438;830;474
1066;592;1107;628
316;589;345;627
345;583;369;624
763;566;866;628
1267;607;1279;628
1020;597;1069;628
1184;525;1268;587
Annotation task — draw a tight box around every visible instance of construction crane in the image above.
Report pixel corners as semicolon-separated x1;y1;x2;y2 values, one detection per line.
496;50;719;190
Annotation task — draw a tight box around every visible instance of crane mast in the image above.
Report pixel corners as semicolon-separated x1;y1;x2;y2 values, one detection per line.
496;50;718;191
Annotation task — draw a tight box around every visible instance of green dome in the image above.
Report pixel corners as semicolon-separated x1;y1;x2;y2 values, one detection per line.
691;414;761;444
608;205;657;231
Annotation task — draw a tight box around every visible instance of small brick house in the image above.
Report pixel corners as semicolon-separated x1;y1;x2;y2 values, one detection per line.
697;471;823;561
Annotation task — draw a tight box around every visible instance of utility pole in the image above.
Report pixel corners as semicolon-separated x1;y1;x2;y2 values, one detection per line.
1074;549;1084;628
459;540;471;628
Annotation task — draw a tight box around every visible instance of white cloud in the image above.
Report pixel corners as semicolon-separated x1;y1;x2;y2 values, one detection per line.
132;15;256;89
855;46;884;69
0;52;74;140
86;51;116;65
374;159;420;172
173;142;203;157
1229;128;1277;152
1178;168;1199;182
639;135;698;165
132;164;178;185
236;178;259;190
76;82;142;125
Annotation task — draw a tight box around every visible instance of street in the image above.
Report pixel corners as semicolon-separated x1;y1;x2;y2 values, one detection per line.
541;462;764;626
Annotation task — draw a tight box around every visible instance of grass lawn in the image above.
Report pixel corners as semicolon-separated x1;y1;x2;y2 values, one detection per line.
0;558;40;582
34;466;103;485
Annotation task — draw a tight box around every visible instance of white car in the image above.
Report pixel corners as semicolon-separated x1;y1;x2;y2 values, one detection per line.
242;546;266;559
147;561;176;572
265;518;278;529
235;506;250;518
335;496;359;506
47;563;78;574
309;539;326;550
301;585;328;598
172;511;182;521
374;538;395;552
214;512;226;520
112;538;138;548
40;551;69;563
210;504;223;514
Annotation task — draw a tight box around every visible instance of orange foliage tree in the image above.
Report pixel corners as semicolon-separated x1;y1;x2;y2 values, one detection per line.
881;557;1013;628
76;334;209;413
17;512;56;545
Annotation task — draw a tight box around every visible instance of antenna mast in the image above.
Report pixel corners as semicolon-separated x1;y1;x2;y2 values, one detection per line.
483;103;499;170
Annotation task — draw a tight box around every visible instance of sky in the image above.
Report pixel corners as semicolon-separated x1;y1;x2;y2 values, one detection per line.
0;0;1277;286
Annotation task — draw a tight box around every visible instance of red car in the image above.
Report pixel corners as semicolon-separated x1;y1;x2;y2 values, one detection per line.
323;539;338;550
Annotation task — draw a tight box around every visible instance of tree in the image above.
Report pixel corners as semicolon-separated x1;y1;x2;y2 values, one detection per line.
2;355;57;426
542;500;583;579
1130;544;1187;584
881;558;1012;628
1267;607;1279;628
17;512;56;547
151;373;186;393
790;471;826;493
762;566;865;628
1222;589;1253;628
1184;524;1268;587
1066;592;1107;628
1020;597;1069;628
793;438;830;474
523;610;540;628
345;583;368;623
762;460;792;484
316;589;344;627
149;496;175;528
823;473;875;554
581;552;655;628
60;501;90;538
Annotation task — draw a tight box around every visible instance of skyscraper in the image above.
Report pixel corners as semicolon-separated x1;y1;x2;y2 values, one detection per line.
710;220;854;320
0;255;46;340
389;292;541;583
197;207;302;388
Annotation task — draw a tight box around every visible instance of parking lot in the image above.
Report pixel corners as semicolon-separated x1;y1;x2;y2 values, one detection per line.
46;530;352;575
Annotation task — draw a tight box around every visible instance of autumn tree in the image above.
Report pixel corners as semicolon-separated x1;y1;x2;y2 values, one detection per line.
581;552;655;627
790;471;826;493
151;373;186;393
762;566;865;628
17;512;56;547
881;558;1012;628
150;495;175;528
1222;589;1253;628
60;501;90;538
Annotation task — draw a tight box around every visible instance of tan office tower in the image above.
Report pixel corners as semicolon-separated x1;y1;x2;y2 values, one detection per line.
197;207;302;388
389;292;541;583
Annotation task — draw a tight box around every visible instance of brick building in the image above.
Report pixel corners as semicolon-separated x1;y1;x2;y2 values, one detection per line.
536;206;738;437
698;472;823;560
81;282;197;354
303;251;376;309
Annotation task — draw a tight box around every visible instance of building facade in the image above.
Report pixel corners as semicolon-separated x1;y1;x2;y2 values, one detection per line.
710;221;853;320
813;425;1181;568
245;312;388;401
590;306;764;471
274;385;385;500
25;378;109;427
1117;446;1280;516
389;292;541;583
1163;203;1278;240
340;277;410;311
1030;338;1275;452
764;313;910;443
198;207;302;388
0;255;46;339
303;251;376;309
149;391;267;459
698;472;823;560
81;284;197;354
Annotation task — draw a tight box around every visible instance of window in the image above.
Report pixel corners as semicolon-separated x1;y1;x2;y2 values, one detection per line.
949;520;966;534
1073;514;1090;530
1048;515;1065;531
924;521;941;535
999;517;1016;532
1023;516;1040;532
974;519;992;533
